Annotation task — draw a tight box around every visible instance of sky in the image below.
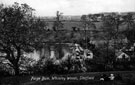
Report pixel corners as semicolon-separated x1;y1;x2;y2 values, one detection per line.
0;0;135;16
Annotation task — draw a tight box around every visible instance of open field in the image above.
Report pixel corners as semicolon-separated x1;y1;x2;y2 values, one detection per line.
46;21;127;31
1;71;135;85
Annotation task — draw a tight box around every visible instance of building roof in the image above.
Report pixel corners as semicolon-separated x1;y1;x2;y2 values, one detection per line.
115;51;130;59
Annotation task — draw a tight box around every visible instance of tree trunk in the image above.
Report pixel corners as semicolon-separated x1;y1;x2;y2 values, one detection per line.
14;64;19;75
6;52;19;75
12;47;21;76
15;47;21;75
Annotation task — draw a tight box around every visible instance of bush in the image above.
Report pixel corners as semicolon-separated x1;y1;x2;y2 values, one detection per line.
0;70;11;77
42;59;69;75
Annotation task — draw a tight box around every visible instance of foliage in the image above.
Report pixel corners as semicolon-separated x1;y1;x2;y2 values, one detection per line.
123;26;135;43
52;11;63;31
81;14;96;30
122;13;135;30
0;2;47;75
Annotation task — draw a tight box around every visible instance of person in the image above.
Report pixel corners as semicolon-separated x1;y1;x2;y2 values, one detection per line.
109;74;115;80
100;74;108;81
100;74;111;81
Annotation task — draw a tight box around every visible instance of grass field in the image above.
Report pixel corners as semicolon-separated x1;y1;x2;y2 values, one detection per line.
46;21;127;31
1;71;135;85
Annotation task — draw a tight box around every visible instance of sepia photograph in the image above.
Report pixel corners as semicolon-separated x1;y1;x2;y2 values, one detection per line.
0;0;135;85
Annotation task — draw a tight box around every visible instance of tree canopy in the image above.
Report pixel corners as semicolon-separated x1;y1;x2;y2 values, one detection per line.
0;2;47;75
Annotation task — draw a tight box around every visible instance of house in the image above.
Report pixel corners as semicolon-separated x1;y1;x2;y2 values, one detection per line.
115;50;130;61
24;42;94;65
84;49;93;59
25;43;72;60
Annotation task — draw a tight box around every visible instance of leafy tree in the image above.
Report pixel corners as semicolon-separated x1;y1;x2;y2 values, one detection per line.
81;14;96;49
101;15;119;64
124;27;135;43
0;2;47;75
122;13;134;31
122;13;135;43
19;56;37;75
81;14;96;30
53;11;63;31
